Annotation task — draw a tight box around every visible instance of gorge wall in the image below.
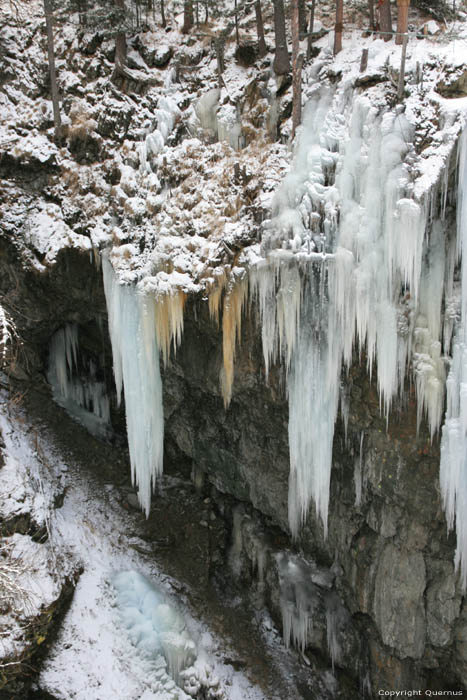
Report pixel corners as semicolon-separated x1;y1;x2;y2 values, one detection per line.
1;228;466;695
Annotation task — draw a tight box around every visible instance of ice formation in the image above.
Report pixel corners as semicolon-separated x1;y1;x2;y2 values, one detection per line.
277;552;317;653
137;96;181;175
47;323;111;438
112;570;196;689
102;256;164;517
195;89;244;150
440;128;467;589
251;86;460;542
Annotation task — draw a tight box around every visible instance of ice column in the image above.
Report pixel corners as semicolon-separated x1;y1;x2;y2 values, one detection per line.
440;128;467;589
102;256;164;516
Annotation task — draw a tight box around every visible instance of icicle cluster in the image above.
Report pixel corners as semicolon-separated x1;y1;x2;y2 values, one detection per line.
102;256;188;515
103;256;164;516
440;128;467;589
252;87;458;541
47;323;111;438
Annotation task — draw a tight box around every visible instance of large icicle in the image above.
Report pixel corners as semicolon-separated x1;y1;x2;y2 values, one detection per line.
440;128;467;589
102;256;164;516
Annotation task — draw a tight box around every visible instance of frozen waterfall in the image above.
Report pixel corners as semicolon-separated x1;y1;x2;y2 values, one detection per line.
254;86;458;543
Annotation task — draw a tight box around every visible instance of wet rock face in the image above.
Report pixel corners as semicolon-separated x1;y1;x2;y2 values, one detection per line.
1;245;466;695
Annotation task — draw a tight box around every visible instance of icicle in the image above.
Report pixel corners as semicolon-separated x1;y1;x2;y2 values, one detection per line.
154;291;186;367
102;256;164;516
288;267;341;538
207;269;228;324
220;275;248;408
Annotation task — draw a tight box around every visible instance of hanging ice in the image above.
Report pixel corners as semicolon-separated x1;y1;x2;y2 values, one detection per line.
47;323;111;439
251;86;455;542
102;256;164;516
440;128;467;589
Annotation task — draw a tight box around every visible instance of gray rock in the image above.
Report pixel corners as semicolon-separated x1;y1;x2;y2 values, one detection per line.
426;562;461;647
373;544;426;659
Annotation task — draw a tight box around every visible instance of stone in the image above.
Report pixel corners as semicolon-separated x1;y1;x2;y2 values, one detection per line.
373;544;426;659
426;562;461;647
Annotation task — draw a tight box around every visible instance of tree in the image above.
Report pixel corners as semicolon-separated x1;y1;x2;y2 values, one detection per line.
255;0;267;57
368;0;375;30
396;0;410;44
334;0;343;55
306;0;316;61
272;0;290;75
298;0;307;39
379;0;392;40
292;0;303;138
182;0;194;33
43;0;61;141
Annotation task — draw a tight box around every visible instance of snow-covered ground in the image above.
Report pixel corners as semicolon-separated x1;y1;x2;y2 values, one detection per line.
0;390;267;700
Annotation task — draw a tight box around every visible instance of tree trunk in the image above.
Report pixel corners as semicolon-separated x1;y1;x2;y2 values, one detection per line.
234;0;239;44
396;0;410;44
368;0;375;30
292;0;303;138
182;0;194;33
43;0;61;140
379;0;392;41
298;0;307;39
215;38;225;88
160;0;166;27
255;0;267;57
334;0;343;55
204;0;208;23
306;0;316;61
272;0;290;75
